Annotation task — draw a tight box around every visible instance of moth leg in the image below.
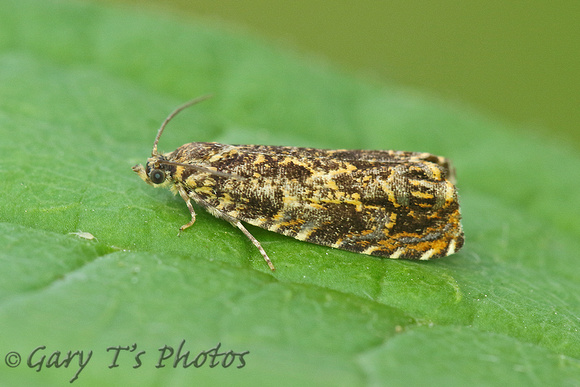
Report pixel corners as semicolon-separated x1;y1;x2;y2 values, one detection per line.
177;185;197;236
176;185;275;271
230;219;276;271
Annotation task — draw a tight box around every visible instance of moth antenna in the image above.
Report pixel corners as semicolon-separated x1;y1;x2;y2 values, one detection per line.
152;94;213;156
157;160;247;181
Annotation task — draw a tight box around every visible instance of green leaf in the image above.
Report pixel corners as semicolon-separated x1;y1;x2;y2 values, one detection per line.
0;0;579;385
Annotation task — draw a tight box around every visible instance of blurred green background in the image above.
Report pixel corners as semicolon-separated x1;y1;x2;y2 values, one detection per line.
93;0;579;149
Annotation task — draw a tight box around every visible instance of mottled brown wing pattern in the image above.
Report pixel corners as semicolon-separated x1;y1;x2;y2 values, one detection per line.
162;142;463;261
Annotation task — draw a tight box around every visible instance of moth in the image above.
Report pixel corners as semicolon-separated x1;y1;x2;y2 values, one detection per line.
133;96;464;270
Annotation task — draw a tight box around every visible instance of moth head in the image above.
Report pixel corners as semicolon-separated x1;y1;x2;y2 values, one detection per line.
133;157;247;186
132;156;174;187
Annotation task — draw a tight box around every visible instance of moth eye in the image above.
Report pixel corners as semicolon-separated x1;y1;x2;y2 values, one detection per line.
149;169;166;184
